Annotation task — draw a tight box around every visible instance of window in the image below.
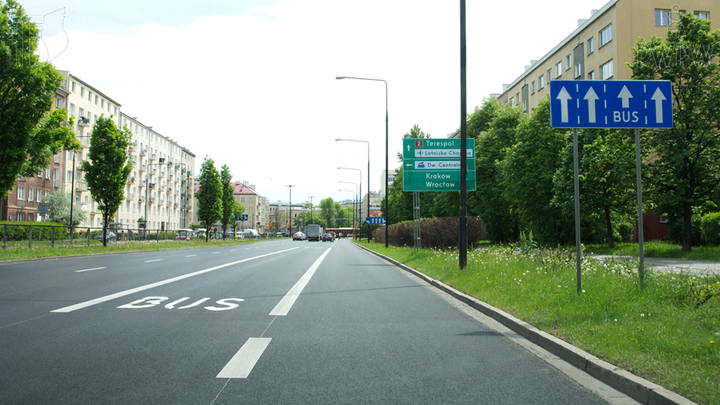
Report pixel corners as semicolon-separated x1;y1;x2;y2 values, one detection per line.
531;81;535;94
88;90;92;101
53;168;60;187
588;70;595;80
80;87;84;97
37;189;42;202
655;9;670;26
17;186;25;200
587;37;594;55
565;54;572;70
71;81;76;92
574;62;583;79
547;69;552;83
600;24;612;47
28;188;34;201
79;107;85;118
694;11;709;20
69;103;75;115
555;62;562;78
538;75;545;89
601;60;614;80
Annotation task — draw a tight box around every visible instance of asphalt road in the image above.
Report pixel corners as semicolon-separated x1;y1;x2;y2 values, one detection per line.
1;239;623;404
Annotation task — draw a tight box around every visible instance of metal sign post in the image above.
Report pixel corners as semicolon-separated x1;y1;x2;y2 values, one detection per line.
551;80;673;288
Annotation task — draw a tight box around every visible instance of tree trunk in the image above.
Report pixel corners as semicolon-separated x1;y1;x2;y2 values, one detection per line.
605;206;614;248
682;201;692;252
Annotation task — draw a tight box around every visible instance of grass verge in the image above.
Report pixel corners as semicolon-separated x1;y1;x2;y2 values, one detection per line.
359;241;720;405
0;239;258;262
587;241;720;261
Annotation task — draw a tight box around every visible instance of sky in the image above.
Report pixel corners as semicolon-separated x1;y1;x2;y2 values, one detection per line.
21;0;610;205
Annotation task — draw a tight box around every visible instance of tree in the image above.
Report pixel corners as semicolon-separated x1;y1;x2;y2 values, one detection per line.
219;164;234;238
502;98;566;245
81;116;133;246
629;13;720;252
0;0;79;198
468;101;525;242
196;157;223;241
42;190;86;227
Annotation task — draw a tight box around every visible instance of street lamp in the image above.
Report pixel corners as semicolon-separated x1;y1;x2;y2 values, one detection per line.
339;180;358;238
308;195;315;223
336;76;389;247
338;167;362;240
338;189;356;234
336;138;370;222
286;185;295;236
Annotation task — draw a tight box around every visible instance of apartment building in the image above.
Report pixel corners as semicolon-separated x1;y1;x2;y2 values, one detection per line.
497;0;718;113
120;113;195;232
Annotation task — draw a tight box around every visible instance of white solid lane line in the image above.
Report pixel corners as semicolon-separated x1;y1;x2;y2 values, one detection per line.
185;255;197;257
216;338;272;379
51;247;300;313
145;259;162;263
75;267;106;273
269;247;332;316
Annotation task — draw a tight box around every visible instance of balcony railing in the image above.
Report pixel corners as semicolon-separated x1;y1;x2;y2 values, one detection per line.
78;117;90;127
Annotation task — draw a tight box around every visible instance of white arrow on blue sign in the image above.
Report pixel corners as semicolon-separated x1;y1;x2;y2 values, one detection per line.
365;217;386;225
550;80;672;129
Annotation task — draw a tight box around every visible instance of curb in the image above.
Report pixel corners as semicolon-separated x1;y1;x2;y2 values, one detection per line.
357;244;697;405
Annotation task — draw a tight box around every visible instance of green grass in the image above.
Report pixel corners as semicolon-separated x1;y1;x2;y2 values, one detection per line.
587;240;720;261
0;238;259;261
359;242;720;405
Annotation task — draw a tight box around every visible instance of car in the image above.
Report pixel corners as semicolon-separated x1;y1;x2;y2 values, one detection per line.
322;233;334;242
292;232;306;241
94;230;117;242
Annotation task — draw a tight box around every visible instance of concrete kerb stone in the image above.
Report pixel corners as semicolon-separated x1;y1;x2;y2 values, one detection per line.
357;244;698;405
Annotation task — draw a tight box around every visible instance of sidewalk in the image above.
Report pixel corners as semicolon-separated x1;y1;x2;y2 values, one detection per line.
590;255;720;276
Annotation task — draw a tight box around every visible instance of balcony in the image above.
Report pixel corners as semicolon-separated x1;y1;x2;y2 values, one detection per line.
76;182;87;192
128;145;135;153
138;197;144;204
159;170;165;178
126;193;135;201
80;137;91;149
78;116;90;127
151;168;156;175
140;149;147;156
150;153;157;161
139;165;146;172
149;197;155;205
129;176;135;184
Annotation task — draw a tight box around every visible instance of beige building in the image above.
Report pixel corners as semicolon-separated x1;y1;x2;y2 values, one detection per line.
497;0;718;112
57;71;122;228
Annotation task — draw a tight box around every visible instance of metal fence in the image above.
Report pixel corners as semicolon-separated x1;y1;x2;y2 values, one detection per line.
0;224;275;249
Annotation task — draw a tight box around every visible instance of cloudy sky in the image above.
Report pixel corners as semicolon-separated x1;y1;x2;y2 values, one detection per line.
22;0;609;204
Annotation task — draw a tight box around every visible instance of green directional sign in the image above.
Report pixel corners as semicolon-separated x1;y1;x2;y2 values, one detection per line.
402;138;476;192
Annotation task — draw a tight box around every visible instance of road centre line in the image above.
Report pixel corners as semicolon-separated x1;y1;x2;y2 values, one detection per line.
216;338;272;379
185;255;197;257
75;267;106;273
51;247;300;313
269;247;332;316
145;259;162;263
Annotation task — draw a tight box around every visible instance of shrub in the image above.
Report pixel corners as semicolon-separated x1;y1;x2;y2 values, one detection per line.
0;222;68;241
700;212;720;245
372;217;486;249
667;214;703;245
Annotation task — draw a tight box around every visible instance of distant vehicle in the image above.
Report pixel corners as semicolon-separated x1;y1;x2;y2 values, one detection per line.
292;232;306;241
176;229;194;240
94;230;116;242
306;224;323;242
193;228;207;239
243;229;260;239
275;232;284;238
322;233;334;242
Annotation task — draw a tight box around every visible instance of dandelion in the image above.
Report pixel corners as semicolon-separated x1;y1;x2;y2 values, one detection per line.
614;319;617;322
641;313;645;317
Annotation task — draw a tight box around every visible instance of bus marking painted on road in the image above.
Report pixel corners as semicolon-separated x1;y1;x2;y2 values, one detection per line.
51;247;300;313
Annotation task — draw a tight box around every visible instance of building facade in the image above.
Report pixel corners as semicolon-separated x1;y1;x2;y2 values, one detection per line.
497;0;718;112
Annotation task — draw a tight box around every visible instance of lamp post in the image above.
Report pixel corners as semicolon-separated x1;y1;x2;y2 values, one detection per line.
338;167;362;240
286;185;295;236
336;139;370;241
308;195;315;223
336;76;388;247
339;180;358;238
339;189;356;235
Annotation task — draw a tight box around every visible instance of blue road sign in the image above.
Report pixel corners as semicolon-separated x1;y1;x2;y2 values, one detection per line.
366;217;386;225
550;80;673;129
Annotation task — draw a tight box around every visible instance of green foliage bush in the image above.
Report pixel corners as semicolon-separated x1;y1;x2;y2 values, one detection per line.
700;212;720;245
0;221;68;241
667;215;703;245
372;217;486;249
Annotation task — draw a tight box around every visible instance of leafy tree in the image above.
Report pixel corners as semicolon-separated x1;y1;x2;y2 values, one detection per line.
469;101;525;242
219;164;234;238
0;0;79;198
502;98;566;245
81;116;133;246
229;200;245;232
42;190;86;227
466;97;502;139
196;157;223;241
629;13;720;251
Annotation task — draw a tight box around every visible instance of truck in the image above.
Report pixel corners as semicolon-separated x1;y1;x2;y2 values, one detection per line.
306;224;323;242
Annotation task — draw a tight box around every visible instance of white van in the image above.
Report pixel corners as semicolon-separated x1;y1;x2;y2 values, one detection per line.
243;229;260;239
